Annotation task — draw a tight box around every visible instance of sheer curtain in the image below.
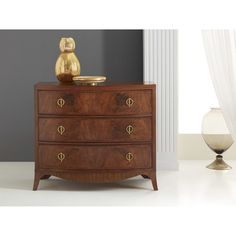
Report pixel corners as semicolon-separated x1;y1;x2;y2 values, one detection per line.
202;30;236;141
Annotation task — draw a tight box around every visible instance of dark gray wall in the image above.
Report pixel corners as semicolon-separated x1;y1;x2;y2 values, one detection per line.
0;30;143;161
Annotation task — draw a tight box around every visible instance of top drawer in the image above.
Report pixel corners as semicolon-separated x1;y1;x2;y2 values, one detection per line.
37;90;152;116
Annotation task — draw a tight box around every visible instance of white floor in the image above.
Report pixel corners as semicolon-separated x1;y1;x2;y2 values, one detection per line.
1;161;236;206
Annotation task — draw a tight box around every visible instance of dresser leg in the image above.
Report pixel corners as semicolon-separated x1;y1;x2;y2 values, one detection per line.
33;173;40;191
41;175;51;180
150;173;158;191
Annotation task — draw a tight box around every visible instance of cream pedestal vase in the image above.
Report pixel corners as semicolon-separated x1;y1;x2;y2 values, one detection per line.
202;108;233;170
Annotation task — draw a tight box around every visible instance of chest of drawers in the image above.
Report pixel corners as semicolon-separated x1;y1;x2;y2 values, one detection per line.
33;83;157;190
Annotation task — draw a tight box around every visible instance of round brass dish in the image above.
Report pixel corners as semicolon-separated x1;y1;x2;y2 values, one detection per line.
73;76;106;86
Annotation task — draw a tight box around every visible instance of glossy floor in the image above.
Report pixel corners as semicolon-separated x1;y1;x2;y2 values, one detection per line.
1;161;236;206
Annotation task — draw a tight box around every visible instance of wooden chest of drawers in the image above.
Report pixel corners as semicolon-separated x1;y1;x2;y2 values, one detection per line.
33;83;157;190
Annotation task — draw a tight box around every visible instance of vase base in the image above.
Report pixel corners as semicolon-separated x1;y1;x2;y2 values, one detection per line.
206;156;232;170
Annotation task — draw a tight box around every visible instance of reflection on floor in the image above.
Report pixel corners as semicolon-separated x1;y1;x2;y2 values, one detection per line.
1;161;236;206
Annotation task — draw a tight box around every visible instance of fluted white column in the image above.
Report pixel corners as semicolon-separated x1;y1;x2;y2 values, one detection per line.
144;30;178;170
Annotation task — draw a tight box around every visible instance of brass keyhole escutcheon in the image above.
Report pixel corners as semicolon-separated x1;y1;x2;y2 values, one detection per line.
57;125;65;135
57;152;65;162
126;152;134;162
126;125;134;135
126;97;134;107
57;98;65;108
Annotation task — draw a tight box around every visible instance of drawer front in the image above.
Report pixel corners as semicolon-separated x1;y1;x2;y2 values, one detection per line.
38;90;152;115
39;144;152;170
39;117;152;142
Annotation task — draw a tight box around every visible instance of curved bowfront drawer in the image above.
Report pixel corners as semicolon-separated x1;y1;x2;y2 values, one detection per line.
39;144;152;170
38;90;152;115
38;117;152;142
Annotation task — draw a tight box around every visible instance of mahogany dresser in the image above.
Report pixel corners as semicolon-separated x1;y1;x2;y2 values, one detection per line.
33;82;157;191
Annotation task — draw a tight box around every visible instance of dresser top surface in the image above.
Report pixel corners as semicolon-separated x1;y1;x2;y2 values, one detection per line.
35;82;156;91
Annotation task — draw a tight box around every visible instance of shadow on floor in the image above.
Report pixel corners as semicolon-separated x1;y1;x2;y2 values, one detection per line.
0;176;153;192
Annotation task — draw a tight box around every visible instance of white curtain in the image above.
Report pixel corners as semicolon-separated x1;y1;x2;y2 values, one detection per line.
202;30;236;141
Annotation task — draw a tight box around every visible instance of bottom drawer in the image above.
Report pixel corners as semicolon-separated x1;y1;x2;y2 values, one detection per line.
38;144;152;170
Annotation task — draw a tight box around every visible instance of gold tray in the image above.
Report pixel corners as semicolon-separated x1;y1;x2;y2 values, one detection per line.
73;76;106;86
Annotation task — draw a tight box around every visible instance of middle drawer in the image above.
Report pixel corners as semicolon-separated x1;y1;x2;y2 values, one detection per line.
38;117;152;143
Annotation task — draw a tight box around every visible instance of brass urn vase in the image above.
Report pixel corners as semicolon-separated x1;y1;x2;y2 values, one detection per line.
55;37;81;82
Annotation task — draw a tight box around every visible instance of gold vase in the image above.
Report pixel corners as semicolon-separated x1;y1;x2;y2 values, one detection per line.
55;37;81;82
